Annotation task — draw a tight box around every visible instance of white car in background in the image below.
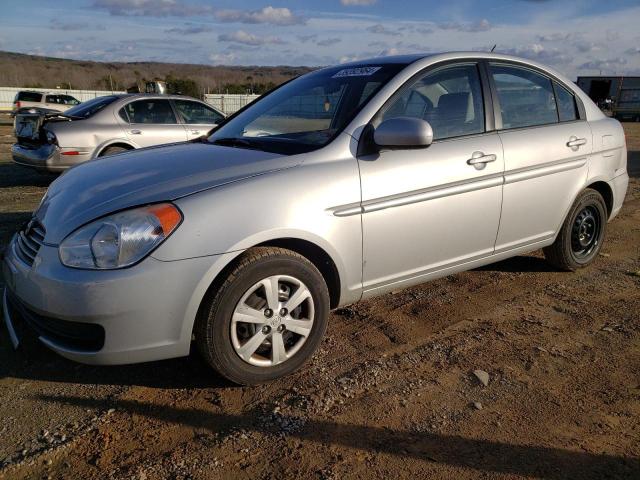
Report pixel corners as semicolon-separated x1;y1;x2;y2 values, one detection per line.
12;91;81;116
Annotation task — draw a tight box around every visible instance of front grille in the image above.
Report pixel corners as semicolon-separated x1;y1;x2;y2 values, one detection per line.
14;218;45;266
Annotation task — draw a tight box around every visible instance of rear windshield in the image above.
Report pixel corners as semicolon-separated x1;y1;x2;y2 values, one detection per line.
16;91;42;102
65;95;118;118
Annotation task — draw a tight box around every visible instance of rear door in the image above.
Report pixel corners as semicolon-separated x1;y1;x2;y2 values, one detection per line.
172;99;224;139
119;98;188;147
489;63;592;252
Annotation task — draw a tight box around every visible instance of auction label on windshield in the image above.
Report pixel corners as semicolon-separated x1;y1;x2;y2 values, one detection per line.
332;66;381;78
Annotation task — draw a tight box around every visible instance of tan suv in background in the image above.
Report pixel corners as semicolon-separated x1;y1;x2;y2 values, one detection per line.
12;91;81;115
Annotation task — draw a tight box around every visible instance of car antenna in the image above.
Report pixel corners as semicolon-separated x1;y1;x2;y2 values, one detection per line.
490;44;497;52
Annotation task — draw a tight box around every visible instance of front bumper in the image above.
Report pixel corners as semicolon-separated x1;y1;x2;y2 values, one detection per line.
2;238;235;365
11;143;91;172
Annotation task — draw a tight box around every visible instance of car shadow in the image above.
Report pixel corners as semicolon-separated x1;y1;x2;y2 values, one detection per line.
0;211;32;250
0;162;57;188
37;394;640;479
475;254;558;273
0;328;231;389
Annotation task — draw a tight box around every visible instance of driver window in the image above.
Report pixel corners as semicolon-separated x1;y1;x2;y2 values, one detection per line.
380;64;485;141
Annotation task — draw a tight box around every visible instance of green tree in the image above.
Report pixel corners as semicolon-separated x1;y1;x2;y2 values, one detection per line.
165;75;200;98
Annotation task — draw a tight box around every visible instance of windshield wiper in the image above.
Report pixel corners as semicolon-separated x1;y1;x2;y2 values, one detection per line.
211;137;262;150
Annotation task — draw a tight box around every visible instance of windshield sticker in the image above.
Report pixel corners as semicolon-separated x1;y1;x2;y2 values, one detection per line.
332;66;382;78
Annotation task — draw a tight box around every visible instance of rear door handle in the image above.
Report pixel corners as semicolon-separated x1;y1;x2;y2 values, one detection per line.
566;136;587;149
467;151;497;170
129;129;142;135
190;130;200;135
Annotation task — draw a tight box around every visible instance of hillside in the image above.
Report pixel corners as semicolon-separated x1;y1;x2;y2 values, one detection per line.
0;51;314;94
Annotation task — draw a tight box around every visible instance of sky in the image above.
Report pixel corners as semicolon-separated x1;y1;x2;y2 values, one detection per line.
1;0;639;79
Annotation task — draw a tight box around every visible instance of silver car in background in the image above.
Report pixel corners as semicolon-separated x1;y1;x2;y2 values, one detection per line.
2;52;629;385
11;94;225;172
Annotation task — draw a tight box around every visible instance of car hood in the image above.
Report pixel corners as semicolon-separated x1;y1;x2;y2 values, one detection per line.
35;142;295;244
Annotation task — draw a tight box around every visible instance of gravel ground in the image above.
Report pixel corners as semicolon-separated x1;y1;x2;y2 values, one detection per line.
0;116;639;480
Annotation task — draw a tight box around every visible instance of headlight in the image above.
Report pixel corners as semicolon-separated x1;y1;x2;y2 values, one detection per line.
59;203;182;269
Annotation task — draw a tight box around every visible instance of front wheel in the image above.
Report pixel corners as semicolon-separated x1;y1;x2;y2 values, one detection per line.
195;247;330;385
543;188;607;271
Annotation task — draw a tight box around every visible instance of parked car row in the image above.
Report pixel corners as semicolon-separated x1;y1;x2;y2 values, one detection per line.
12;94;225;171
3;52;629;385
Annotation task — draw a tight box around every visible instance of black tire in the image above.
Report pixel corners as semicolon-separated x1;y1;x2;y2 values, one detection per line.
195;247;330;385
543;188;607;271
99;146;129;157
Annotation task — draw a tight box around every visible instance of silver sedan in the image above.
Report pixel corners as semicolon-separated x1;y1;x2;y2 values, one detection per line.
2;52;629;385
11;94;225;172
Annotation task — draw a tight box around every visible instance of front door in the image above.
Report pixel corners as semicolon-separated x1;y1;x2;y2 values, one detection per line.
358;62;504;294
121;98;188;148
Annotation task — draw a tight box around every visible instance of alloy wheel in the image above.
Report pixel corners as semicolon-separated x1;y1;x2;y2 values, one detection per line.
230;275;315;367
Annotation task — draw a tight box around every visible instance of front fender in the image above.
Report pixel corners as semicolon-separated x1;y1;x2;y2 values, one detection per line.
152;155;364;305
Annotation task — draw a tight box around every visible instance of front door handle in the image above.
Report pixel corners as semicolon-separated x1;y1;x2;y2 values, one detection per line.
467;151;497;170
566;136;587;150
190;130;200;135
129;129;142;135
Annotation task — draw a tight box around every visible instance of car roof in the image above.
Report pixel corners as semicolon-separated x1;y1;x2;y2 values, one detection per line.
19;90;62;95
337;53;436;67
113;93;205;100
336;51;555;69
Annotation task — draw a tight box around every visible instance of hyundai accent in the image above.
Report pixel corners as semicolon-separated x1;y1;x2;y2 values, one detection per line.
2;52;629;385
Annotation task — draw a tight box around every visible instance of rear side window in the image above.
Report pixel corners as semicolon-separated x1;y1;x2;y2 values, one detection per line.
17;91;42;102
173;100;224;124
380;63;485;140
122;99;177;124
554;82;578;122
490;64;558;129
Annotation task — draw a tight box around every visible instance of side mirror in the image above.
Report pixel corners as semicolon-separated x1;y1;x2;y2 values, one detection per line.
373;117;433;149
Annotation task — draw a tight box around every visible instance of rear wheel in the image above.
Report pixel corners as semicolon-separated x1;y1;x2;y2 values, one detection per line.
195;247;330;385
543;188;607;271
99;145;129;157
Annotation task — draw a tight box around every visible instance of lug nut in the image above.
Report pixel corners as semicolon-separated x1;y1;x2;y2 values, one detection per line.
262;325;271;334
279;308;288;316
264;308;273;318
277;325;285;333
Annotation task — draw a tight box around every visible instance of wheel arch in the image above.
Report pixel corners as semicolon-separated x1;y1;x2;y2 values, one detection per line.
254;238;342;309
584;180;614;218
196;237;342;316
95;141;135;158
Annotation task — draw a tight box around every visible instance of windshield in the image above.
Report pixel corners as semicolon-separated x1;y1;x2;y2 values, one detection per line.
65;95;118;118
208;64;405;155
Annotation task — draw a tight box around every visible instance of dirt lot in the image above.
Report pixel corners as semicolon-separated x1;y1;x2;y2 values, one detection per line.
0;117;638;480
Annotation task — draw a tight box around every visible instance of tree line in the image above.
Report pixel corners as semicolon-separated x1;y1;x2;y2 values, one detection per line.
0;51;313;97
